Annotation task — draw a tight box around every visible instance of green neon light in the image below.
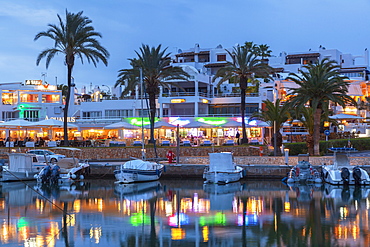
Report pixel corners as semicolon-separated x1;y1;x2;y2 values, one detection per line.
130;213;151;226
127;118;159;126
199;212;226;226
197;117;228;126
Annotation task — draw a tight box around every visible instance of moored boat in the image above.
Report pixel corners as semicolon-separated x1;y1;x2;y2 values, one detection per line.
321;147;370;185
35;158;90;184
1;153;45;182
114;159;165;184
203;152;244;184
286;154;322;184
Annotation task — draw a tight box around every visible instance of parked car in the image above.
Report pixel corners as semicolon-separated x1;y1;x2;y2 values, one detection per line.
26;149;66;163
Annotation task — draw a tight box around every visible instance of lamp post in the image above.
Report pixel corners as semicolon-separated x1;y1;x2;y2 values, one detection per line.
284;148;289;167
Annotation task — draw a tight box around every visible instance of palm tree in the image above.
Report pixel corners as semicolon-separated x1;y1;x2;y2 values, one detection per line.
213;42;272;144
35;10;109;146
115;44;189;144
287;58;355;155
252;99;290;155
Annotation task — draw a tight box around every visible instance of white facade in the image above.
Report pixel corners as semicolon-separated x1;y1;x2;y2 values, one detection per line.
0;80;64;122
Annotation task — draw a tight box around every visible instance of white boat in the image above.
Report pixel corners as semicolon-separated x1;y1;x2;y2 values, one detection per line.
286;154;322;184
203;152;244;184
1;153;45;182
114;159;165;183
321;147;370;185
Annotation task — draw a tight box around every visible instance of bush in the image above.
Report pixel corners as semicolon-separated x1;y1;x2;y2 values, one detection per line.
284;138;370;156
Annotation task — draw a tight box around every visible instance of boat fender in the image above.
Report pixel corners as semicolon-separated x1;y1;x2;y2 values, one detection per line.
296;167;300;176
341;167;350;183
163;166;167;172
156;169;160;176
353;166;362;185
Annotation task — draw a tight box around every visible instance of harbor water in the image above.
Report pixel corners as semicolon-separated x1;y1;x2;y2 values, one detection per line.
0;179;369;246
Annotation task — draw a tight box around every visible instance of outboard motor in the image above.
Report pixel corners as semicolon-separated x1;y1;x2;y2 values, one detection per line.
353;166;362;185
341;167;350;184
50;165;60;185
41;165;52;184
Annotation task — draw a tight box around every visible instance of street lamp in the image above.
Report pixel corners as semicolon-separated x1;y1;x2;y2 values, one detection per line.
284;148;289;167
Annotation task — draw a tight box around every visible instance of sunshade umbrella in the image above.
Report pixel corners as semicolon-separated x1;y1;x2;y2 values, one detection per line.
219;120;241;128
329;113;363;120
144;120;176;129
0;119;34;128
182;121;214;128
104;121;140;130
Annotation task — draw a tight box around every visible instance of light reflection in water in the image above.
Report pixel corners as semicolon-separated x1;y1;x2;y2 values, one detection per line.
0;180;369;246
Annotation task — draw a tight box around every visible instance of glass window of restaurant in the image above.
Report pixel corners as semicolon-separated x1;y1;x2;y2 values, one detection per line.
82;111;102;119
2;92;17;105
23;110;39;121
20;93;39;103
2;111;18;121
105;109;133;118
42;94;60;103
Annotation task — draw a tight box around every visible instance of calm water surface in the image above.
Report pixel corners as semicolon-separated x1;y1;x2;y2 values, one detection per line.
0;179;369;247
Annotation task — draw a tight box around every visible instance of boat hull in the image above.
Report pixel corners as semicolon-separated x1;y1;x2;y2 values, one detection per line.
321;165;370;185
203;167;244;184
1;169;38;182
114;167;164;183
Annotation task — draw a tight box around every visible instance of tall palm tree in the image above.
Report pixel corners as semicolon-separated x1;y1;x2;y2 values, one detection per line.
35;10;109;146
213;42;272;144
287;58;355;155
252;99;290;155
115;44;189;144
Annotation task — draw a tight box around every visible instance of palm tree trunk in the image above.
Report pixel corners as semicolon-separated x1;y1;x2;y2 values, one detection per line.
63;64;73;147
148;92;156;144
313;108;322;156
240;77;248;144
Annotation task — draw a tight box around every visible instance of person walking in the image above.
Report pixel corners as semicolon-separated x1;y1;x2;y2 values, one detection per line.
236;131;240;145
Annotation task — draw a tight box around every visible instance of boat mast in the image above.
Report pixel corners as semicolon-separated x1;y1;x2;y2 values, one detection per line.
140;68;146;160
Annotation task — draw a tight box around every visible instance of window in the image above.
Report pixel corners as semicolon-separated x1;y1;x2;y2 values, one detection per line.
20;93;39;103
217;54;226;61
23;110;39;121
82;111;102;119
2;92;17;105
42;94;60;103
2;111;18;121
105;109;133;118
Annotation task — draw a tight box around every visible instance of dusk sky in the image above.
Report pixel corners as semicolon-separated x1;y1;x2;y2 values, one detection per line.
1;0;370;92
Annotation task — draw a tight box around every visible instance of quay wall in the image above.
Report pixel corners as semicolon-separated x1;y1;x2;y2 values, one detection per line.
3;147;370;179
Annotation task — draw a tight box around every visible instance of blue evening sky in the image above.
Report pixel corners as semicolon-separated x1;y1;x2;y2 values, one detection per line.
1;0;370;91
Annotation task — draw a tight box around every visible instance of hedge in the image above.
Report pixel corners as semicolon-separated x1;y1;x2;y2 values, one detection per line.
283;138;370;156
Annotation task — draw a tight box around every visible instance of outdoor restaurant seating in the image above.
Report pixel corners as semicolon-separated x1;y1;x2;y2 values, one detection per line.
133;140;143;147
182;140;192;147
109;141;126;147
201;140;212;146
161;140;170;146
223;139;235;146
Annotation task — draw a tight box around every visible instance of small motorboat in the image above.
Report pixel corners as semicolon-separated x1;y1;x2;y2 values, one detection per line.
286;154;322;184
35;158;90;184
114;159;165;184
203;152;244;184
321;147;370;185
1;153;45;182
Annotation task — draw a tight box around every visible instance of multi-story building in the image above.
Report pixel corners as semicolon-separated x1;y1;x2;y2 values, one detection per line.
0;80;64;122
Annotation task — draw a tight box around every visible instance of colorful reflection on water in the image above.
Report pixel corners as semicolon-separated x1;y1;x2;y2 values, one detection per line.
0;179;370;246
